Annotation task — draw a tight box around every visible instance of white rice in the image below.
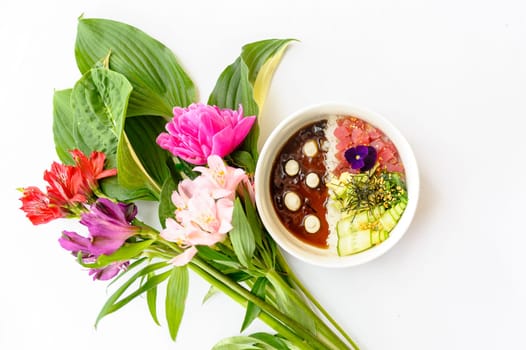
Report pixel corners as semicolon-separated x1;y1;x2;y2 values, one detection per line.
324;115;341;252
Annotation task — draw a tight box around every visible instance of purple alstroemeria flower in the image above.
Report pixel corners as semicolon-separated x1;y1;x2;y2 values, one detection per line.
344;145;377;172
58;198;139;281
80;198;139;256
89;261;130;281
59;230;130;281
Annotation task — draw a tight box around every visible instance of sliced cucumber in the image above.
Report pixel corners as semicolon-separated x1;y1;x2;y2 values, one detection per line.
378;200;407;231
337;230;373;256
336;201;407;256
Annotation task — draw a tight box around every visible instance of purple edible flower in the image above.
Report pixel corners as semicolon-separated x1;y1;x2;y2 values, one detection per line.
344;145;377;172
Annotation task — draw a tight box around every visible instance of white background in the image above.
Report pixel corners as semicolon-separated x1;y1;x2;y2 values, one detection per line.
1;1;524;349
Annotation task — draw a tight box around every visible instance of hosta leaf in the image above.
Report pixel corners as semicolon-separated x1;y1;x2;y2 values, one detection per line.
241;39;295;110
166;266;189;341
52;89;75;164
116;133;161;200
75;17;197;117
208;57;258;117
208;39;294;164
99;176;155;202
124;116;171;186
70;67;132;168
116;115;171;200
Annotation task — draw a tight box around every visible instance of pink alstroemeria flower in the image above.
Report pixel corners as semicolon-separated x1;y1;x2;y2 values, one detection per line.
161;190;233;266
156;103;256;165
194;155;247;200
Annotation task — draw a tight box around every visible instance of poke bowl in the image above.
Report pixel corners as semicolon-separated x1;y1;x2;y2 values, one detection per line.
255;103;419;267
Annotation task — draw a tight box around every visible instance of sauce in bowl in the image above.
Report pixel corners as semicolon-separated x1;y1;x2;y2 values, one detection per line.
270;120;330;248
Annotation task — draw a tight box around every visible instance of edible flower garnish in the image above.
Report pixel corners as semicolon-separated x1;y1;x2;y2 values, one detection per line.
344;145;377;172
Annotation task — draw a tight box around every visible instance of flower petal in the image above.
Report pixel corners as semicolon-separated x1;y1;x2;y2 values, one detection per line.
169;246;198;266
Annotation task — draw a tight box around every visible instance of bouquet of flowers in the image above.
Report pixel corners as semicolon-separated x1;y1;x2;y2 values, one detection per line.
19;16;359;350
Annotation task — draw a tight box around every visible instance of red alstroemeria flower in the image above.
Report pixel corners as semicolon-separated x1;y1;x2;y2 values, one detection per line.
44;162;87;206
19;186;65;225
71;150;117;193
19;149;117;225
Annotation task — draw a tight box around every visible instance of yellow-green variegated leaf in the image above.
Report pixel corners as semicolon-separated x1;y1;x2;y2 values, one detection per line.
208;39;295;170
241;39;296;111
117;132;162;200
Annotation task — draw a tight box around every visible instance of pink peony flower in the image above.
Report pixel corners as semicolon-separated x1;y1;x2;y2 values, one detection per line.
156;103;256;165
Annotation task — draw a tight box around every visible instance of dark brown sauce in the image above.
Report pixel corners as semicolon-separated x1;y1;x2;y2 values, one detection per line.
270;120;329;248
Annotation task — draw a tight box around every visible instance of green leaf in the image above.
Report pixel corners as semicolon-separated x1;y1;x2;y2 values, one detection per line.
241;186;262;247
241;39;295;110
158;176;177;228
111;270;172;314
208;39;294;164
266;272;316;335
146;273;160;326
166;266;189;341
52;89;75;164
208;57;259;162
78;240;153;269
250;333;291;350
70;67;132;168
229;198;256;268
75;17;197;117
211;336;279;350
99;176;155;202
202;285;220;305
208;57;259;116
228;150;256;174
95;261;169;327
241;277;268;332
124;116;171;186
116;132;161;200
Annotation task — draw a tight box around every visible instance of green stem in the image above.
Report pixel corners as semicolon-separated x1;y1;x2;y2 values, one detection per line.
266;269;351;350
188;262;313;350
152;238;319;349
276;252;360;350
190;255;335;350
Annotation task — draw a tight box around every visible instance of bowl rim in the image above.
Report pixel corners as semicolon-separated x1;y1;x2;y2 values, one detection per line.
255;102;420;268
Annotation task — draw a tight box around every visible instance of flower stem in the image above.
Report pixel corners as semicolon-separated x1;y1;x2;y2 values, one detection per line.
190;255;337;350
188;262;313;350
275;251;360;350
266;269;351;350
151;237;318;349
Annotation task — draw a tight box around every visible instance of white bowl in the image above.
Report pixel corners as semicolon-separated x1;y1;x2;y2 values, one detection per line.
255;103;419;267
